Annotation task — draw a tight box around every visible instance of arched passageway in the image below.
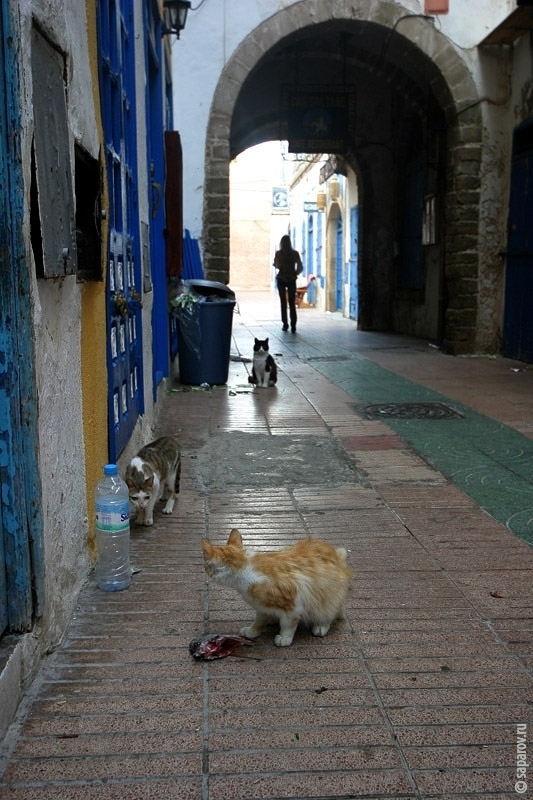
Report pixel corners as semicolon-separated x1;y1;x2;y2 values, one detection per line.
203;2;482;353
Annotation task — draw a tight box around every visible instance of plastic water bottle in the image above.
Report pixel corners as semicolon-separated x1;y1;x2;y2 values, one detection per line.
95;464;131;591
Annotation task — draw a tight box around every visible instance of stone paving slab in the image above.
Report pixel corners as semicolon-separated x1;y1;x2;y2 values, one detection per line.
1;292;532;800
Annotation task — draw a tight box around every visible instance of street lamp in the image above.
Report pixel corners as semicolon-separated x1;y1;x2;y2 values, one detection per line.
329;176;340;201
162;0;191;38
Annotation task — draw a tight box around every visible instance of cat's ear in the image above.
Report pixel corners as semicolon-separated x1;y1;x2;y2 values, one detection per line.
227;528;243;548
254;338;259;344
201;539;215;559
265;338;269;345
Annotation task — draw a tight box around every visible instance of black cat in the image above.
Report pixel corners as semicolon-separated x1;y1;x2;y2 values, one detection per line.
248;338;277;387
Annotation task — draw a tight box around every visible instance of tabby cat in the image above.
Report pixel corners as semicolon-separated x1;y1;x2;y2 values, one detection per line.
248;337;277;388
201;529;352;647
125;436;181;526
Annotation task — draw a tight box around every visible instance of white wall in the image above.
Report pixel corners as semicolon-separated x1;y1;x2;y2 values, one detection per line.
230;143;284;290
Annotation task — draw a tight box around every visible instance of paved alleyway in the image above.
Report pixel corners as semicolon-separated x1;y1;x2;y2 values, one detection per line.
1;291;532;799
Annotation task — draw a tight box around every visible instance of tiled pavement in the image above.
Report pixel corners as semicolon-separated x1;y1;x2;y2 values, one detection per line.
1;291;532;799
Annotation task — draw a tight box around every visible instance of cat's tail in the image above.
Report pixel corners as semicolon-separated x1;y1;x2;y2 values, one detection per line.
336;546;354;582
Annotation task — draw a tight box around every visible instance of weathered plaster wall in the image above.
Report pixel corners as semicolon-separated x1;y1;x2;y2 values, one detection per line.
32;278;89;642
20;0;96;646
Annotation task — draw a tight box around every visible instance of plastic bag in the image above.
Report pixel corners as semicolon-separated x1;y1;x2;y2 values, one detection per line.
169;280;202;358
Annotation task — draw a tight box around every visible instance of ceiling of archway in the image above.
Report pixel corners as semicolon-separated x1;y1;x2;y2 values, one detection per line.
230;20;450;159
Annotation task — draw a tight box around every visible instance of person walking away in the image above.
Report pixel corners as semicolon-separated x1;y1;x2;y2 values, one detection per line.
273;235;303;333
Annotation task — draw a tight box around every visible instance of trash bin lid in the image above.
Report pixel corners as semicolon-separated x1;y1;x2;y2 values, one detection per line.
184;279;235;300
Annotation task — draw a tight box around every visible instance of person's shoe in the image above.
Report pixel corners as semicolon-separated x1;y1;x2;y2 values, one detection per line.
291;326;296;333
282;324;289;331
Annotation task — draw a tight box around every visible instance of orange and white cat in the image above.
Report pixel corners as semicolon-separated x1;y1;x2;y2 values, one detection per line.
201;529;353;647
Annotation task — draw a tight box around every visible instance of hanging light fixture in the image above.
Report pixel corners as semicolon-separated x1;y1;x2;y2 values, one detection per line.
316;188;326;212
329;176;340;201
162;0;191;38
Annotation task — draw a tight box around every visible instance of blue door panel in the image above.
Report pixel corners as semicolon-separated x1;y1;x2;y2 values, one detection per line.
503;120;533;363
146;6;169;395
508;159;527;253
0;514;6;634
307;215;314;277
349;205;358;320
316;213;323;286
99;0;143;461
503;257;533;361
336;214;343;310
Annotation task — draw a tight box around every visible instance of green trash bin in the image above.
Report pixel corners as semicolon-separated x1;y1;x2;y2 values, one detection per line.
176;280;236;385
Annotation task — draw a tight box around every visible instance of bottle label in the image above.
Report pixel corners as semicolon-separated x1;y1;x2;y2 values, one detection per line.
95;507;130;532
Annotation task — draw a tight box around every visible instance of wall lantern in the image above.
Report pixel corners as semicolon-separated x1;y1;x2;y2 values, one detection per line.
316;189;326;212
162;0;191;37
329;176;340;201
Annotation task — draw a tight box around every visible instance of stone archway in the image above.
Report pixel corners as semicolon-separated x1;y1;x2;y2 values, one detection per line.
203;0;483;353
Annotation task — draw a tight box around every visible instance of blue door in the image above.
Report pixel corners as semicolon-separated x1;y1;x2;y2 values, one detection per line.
0;2;10;637
349;205;359;320
306;215;314;277
98;0;144;461
316;212;324;288
336;214;343;310
0;514;6;635
146;3;170;394
503;119;533;362
0;3;45;633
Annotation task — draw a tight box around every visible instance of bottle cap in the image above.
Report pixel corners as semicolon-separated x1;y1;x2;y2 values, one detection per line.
104;464;118;476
